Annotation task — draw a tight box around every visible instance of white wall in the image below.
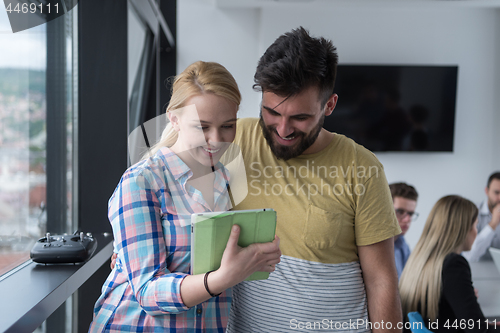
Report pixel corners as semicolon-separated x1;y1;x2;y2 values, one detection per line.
494;13;500;173
177;0;261;119
179;1;500;249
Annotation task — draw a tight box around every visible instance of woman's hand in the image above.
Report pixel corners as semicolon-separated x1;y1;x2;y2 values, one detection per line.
206;224;281;294
111;225;281;283
110;252;117;270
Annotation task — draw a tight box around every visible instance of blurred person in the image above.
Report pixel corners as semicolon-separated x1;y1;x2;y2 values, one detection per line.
389;182;418;279
463;171;500;262
399;195;498;332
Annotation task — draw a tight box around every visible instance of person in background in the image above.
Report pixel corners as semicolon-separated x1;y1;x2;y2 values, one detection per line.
90;61;281;333
399;195;498;332
463;171;500;262
389;182;419;279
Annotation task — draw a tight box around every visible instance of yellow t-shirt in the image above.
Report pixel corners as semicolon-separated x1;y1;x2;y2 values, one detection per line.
226;118;402;332
231;117;400;264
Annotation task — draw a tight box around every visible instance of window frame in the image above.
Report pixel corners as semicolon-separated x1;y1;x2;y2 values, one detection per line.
0;1;176;331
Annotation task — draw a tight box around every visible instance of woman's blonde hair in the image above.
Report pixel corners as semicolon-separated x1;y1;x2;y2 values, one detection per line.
145;61;241;158
399;195;478;320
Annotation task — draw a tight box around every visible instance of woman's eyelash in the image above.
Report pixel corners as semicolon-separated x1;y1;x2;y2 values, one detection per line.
195;125;235;130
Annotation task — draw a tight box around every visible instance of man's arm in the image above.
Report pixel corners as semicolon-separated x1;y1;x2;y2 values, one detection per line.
462;226;495;262
358;237;402;333
463;206;500;262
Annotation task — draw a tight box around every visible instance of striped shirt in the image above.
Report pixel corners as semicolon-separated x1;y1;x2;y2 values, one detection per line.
226;118;400;333
228;256;370;333
89;147;232;332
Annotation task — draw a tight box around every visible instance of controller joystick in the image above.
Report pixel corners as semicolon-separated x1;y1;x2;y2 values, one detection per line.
30;231;97;264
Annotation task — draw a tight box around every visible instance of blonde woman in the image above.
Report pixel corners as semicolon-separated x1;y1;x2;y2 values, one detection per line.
89;61;281;332
399;195;498;332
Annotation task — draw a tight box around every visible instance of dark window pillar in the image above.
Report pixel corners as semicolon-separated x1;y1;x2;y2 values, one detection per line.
77;1;128;331
46;13;67;235
159;0;176;118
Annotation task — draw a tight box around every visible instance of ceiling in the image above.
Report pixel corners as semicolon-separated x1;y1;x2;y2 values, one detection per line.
210;0;500;8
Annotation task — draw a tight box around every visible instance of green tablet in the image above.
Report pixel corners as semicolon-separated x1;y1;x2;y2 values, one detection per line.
191;208;277;281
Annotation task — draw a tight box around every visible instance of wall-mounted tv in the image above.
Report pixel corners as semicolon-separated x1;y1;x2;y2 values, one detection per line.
323;65;458;152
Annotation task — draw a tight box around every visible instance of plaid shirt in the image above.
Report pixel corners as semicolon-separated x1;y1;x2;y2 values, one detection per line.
90;147;232;332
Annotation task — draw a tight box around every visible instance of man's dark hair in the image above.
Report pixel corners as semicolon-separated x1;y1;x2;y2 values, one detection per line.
253;26;338;108
487;172;500;188
389;182;419;201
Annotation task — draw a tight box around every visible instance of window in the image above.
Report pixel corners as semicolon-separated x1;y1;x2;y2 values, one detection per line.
128;2;154;139
0;1;174;330
0;4;78;279
126;0;176;166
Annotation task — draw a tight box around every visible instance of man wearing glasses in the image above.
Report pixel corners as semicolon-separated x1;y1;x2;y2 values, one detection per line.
389;182;419;279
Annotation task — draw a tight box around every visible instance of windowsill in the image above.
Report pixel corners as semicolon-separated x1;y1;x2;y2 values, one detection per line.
0;233;113;333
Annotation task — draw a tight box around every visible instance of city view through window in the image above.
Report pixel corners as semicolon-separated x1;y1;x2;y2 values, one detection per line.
0;6;76;277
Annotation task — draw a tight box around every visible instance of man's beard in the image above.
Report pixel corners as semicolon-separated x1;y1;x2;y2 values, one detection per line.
259;113;325;161
488;199;499;212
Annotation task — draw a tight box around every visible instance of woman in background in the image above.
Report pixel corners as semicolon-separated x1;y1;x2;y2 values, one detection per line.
399;195;498;332
89;61;281;332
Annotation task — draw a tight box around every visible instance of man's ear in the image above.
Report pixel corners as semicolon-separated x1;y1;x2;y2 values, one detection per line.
485;186;489;197
168;112;180;132
324;94;338;117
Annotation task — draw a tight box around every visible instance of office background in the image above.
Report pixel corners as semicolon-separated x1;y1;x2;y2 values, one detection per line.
177;0;500;249
1;0;499;331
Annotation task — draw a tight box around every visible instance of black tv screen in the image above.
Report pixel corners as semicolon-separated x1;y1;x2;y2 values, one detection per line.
323;65;458;152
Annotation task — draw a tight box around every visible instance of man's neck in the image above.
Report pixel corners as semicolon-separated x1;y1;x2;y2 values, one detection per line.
302;130;335;155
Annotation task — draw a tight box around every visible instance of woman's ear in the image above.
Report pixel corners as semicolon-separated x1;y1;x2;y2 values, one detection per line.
168;112;181;132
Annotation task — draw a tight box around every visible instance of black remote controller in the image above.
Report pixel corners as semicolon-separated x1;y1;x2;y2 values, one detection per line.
30;232;98;264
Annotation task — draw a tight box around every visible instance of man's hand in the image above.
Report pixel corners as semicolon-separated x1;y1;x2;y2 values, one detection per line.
489;203;500;230
358;237;402;333
110;252;117;270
